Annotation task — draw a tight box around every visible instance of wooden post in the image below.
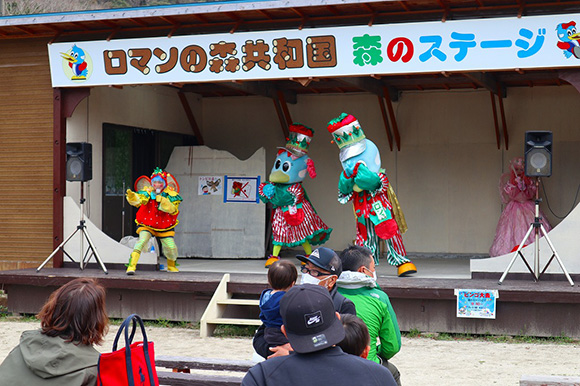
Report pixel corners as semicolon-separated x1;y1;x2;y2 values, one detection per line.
383;87;401;150
377;96;394;151
489;91;501;150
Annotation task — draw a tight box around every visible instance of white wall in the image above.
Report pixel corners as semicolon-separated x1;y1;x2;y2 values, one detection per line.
201;86;580;254
67;83;580;256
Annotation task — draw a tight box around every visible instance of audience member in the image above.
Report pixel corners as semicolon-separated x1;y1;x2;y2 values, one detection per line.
337;313;371;359
253;247;356;359
242;284;397;386
259;260;297;346
0;277;109;386
338;245;402;385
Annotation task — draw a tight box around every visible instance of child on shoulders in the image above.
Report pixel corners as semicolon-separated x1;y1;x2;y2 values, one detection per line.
259;260;297;346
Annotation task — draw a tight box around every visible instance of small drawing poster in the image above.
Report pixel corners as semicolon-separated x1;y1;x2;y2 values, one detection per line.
198;176;223;196
224;176;260;203
455;289;499;319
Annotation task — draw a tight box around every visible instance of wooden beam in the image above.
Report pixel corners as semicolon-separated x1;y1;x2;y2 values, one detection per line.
272;98;289;139
177;91;205;145
220;81;297;104
377;96;394;151
49;87;92;268
386;76;474;87
167;23;182;38
52;90;65;268
62;88;91;119
383;87;401;150
277;90;293;127
463;72;507;98
497;84;509;150
489;92;501;150
340;76;400;102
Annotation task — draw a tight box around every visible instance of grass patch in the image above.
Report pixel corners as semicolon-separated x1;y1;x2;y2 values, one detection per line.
0;314;37;322
406;328;421;338
107;318;198;330
211;324;257;338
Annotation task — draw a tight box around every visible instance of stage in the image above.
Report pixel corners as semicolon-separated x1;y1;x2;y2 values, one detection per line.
1;254;579;338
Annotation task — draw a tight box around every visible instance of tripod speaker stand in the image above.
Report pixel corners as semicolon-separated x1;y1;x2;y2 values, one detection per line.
498;178;573;286
37;181;108;274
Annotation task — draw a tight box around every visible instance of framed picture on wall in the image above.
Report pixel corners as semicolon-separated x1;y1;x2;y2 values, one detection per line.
224;176;260;203
198;176;223;196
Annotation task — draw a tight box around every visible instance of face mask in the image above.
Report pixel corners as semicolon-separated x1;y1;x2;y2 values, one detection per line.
301;273;321;286
364;267;377;281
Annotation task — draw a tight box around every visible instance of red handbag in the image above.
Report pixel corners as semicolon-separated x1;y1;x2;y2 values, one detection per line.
98;314;159;386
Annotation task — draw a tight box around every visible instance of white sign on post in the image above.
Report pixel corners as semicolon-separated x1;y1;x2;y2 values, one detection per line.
455;289;499;319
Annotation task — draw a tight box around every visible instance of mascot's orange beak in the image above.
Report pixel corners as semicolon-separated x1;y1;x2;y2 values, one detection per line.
60;52;77;63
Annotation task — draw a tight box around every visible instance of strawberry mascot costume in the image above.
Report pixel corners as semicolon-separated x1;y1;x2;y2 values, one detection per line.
327;113;416;276
125;168;182;275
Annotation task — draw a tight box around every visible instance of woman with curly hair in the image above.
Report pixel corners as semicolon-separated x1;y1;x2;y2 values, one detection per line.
0;277;109;385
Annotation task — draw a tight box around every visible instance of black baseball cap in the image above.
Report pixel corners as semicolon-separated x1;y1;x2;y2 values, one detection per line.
280;284;345;354
296;247;342;277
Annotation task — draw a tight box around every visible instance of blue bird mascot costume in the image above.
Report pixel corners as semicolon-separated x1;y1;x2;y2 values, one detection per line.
327;113;416;277
259;124;332;268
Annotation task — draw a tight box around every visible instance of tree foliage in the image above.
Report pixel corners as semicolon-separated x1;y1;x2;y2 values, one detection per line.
1;0;217;15
2;0;101;15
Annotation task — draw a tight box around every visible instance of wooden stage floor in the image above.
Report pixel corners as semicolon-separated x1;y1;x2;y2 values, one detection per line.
1;256;579;338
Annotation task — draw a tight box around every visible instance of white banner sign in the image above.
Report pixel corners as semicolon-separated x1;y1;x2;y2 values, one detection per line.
48;13;580;87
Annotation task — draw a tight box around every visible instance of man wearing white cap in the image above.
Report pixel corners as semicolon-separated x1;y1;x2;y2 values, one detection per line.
242;284;397;386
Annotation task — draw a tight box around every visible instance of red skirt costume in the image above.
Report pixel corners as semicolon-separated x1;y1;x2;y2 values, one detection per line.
259;182;331;248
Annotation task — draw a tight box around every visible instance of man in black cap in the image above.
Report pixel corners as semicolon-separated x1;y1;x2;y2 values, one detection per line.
252;247;355;358
297;247;356;315
242;284;396;386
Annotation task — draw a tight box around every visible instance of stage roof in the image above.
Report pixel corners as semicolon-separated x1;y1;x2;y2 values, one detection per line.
1;0;579;98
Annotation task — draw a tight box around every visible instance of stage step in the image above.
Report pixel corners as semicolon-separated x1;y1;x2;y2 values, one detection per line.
205;318;262;326
217;299;260;306
200;273;261;337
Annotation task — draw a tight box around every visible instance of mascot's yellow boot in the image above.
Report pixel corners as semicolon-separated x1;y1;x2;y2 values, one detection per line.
397;262;417;277
126;252;140;275
264;255;280;268
167;259;179;273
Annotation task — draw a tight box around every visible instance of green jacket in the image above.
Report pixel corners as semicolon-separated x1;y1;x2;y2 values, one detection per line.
337;271;401;363
0;329;100;386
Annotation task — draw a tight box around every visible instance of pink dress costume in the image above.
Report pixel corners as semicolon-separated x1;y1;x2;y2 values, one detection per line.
489;157;552;257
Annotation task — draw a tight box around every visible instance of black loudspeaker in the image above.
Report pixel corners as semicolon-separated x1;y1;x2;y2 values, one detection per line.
524;131;552;177
66;142;92;182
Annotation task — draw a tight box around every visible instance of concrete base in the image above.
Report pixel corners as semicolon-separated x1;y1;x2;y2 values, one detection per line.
471;200;580;278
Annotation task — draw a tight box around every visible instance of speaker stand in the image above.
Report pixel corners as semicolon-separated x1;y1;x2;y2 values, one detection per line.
38;182;108;274
498;178;573;286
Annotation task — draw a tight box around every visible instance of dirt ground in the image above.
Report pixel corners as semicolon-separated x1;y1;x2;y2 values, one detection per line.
1;320;578;386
